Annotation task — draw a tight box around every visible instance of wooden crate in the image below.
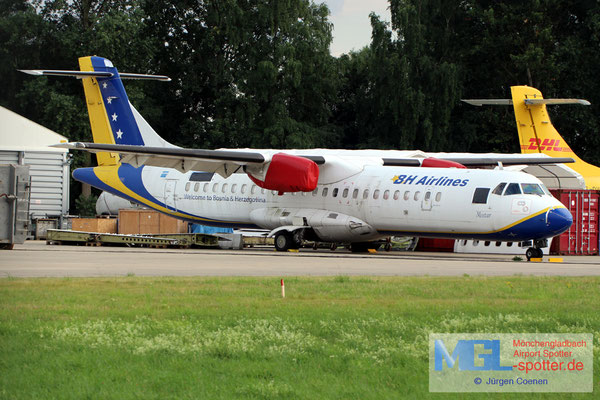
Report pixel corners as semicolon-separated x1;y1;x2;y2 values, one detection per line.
71;218;117;234
139;211;160;234
159;213;188;234
118;210;140;235
118;209;188;235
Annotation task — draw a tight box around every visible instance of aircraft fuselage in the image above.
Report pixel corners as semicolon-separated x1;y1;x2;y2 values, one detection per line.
74;163;572;243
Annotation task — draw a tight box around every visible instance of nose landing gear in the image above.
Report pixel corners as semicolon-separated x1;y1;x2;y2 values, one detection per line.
525;247;544;261
524;239;548;261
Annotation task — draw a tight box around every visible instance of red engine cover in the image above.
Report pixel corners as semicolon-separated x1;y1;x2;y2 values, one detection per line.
421;157;466;169
248;153;319;194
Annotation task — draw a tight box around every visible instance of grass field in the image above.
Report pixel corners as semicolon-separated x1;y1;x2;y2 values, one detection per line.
1;276;599;399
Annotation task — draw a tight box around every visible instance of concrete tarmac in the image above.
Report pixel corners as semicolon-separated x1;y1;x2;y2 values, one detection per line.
1;241;599;278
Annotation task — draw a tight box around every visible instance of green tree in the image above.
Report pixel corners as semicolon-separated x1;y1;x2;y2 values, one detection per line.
143;0;339;149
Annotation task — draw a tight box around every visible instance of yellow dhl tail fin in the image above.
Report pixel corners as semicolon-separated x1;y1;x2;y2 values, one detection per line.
464;86;600;189
510;86;584;158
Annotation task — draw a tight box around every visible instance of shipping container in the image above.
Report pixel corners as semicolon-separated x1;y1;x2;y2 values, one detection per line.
550;190;599;255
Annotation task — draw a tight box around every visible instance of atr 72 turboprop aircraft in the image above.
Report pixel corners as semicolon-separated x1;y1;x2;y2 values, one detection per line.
22;57;575;259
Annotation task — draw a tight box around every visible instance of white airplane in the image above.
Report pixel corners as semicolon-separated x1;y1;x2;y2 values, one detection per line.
22;56;575;259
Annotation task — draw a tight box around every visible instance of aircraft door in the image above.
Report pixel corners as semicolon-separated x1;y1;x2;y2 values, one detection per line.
164;179;178;211
421;190;433;211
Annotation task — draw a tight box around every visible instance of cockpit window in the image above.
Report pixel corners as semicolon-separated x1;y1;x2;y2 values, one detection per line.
492;182;506;195
540;183;552;196
521;183;545;195
472;188;490;204
503;183;521;195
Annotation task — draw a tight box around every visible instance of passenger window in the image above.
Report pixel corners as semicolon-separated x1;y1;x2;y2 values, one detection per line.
404;191;410;200
241;184;247;194
332;188;339;197
373;189;380;200
194;182;200;192
212;183;218;192
352;188;359;199
424;192;431;201
414;191;420;201
312;188;318;196
222;183;228;193
393;190;400;200
343;188;349;198
185;182;191;191
521;183;545;195
251;185;257;194
231;184;237;193
435;192;442;202
363;189;369;199
383;190;390;200
472;187;490;204
492;182;506;195
261;188;266;194
504;183;521;195
322;188;329;197
271;190;277;195
203;183;209;192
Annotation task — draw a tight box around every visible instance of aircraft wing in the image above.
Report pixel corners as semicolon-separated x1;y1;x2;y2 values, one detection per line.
440;157;575;167
53;142;574;177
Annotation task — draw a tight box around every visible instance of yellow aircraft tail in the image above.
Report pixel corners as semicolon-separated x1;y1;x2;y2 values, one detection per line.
463;86;600;189
510;85;600;189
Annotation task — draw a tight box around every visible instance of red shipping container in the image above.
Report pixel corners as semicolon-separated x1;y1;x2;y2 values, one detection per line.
550;190;599;255
416;238;455;252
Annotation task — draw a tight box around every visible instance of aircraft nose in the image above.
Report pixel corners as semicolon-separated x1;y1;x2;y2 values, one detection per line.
546;207;573;236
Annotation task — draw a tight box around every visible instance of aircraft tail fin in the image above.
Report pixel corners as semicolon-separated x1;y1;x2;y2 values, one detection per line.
462;86;590;159
463;85;600;189
509;86;589;158
20;56;175;166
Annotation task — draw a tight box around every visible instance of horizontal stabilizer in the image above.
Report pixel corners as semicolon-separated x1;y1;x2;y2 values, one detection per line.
463;98;590;106
462;99;512;106
19;69;113;78
19;69;170;81
524;98;590;106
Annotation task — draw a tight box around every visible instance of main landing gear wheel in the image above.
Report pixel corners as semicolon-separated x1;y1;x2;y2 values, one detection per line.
274;231;293;252
525;247;544;261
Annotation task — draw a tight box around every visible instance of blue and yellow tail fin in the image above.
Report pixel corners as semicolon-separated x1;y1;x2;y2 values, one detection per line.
20;56;173;166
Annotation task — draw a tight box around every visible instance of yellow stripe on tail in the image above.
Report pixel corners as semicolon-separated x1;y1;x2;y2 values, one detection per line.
78;56;120;166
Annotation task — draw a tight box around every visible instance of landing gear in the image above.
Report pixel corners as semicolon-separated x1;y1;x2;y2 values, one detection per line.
525;247;544;261
274;231;293;251
524;239;547;261
274;230;302;252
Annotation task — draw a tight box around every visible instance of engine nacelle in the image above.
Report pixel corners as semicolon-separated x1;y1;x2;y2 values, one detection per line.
421;157;466;169
247;153;319;194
